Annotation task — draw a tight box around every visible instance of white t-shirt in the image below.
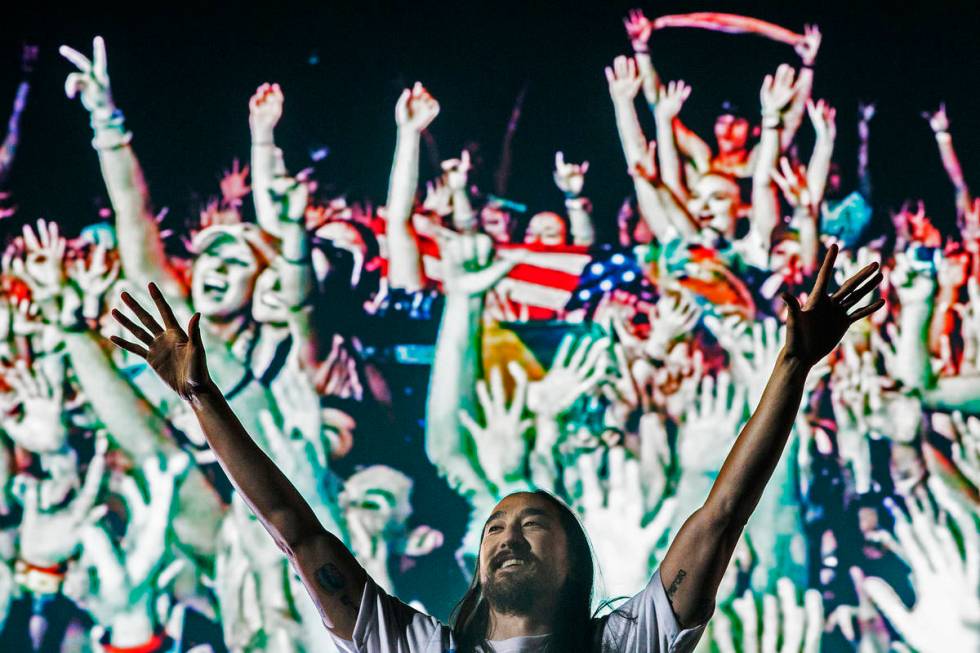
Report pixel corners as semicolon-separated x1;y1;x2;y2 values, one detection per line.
329;569;706;653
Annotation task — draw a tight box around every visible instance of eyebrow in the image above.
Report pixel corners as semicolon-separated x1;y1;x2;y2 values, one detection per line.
487;511;506;523
484;507;551;527
363;488;397;507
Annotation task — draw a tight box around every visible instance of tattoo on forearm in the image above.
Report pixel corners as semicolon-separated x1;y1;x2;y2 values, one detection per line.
666;569;687;599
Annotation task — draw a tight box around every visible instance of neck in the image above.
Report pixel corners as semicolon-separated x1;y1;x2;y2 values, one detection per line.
716;145;746;160
260;322;290;336
487;603;555;640
251;324;290;376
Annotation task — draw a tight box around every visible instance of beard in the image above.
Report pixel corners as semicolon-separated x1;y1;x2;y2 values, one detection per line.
484;560;541;615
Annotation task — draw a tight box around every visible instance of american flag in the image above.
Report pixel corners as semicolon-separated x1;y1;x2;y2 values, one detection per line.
422;235;593;319
375;229;594;320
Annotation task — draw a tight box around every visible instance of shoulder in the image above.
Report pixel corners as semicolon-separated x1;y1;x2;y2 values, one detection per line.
338;575;451;652
597;569;708;653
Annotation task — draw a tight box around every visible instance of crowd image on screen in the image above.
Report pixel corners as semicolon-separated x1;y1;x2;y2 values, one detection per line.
0;9;976;653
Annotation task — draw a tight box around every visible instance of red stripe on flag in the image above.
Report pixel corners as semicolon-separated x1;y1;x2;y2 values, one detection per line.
507;264;581;291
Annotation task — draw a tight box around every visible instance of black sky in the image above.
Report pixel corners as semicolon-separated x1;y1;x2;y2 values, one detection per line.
0;1;977;243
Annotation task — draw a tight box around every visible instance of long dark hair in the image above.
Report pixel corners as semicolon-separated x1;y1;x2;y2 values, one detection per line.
449;491;600;653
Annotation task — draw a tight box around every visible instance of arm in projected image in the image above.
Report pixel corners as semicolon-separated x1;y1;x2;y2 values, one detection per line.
625;9;712;175
750;65;800;263
60;37;185;304
553;152;595;246
386;83;440;292
923;103;973;221
425;231;521;504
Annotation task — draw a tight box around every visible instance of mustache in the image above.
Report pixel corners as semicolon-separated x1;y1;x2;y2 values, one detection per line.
490;550;537;571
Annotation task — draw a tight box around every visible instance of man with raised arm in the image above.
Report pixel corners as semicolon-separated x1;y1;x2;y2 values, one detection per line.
109;244;882;652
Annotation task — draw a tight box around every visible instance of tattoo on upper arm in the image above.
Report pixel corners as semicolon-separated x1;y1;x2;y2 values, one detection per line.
316;562;347;594
316;562;359;616
666;569;687;600
340;594;358;615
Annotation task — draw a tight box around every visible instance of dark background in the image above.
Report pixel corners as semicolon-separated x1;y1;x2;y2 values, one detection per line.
0;0;977;622
0;1;978;243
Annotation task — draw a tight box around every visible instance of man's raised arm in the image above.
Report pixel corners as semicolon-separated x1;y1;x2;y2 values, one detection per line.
658;245;884;627
109;283;366;639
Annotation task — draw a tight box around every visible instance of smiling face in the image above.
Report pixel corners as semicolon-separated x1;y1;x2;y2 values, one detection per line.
251;262;288;325
525;212;567;246
478;493;569;614
191;234;260;319
340;465;412;537
714;113;750;154
481;205;512;243
686;173;741;239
